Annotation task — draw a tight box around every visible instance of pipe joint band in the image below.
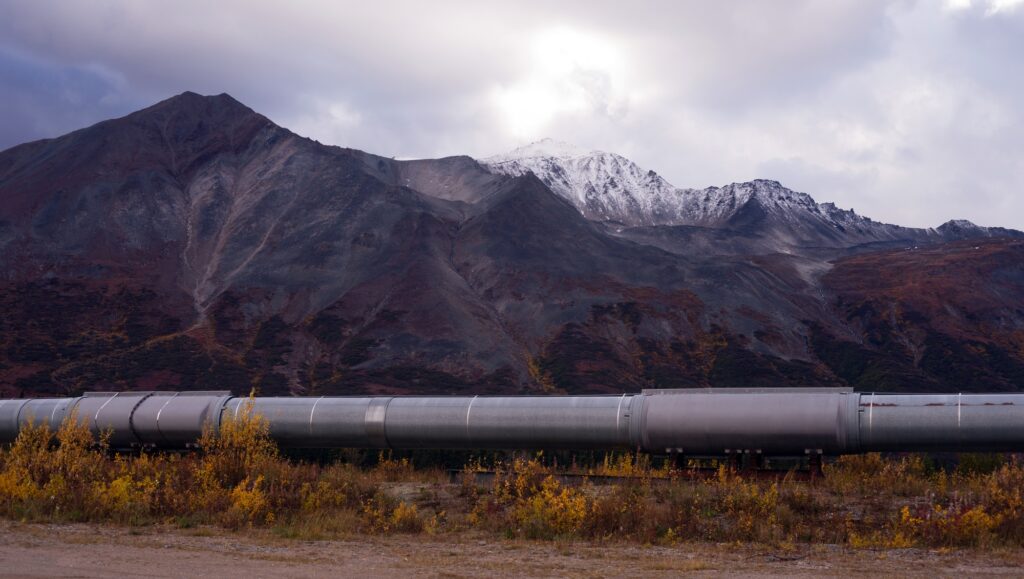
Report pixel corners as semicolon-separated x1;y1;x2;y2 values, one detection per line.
364;397;392;449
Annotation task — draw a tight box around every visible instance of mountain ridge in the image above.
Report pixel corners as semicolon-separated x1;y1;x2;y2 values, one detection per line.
480;139;1021;250
1;92;1022;398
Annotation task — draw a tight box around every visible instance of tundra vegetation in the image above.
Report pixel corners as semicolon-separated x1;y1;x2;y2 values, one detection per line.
2;404;1023;549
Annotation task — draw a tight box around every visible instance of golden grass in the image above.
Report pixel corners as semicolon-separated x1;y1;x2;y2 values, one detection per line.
3;410;1024;548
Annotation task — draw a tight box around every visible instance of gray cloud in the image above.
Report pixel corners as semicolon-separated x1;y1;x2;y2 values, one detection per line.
0;0;1021;228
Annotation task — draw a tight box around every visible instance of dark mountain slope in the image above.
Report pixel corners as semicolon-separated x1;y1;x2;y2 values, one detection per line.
1;93;1021;397
814;239;1024;392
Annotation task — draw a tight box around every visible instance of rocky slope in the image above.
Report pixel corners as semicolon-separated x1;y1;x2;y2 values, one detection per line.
816;239;1024;393
1;93;1021;397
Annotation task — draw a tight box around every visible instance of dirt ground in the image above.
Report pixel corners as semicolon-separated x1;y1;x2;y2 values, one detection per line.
1;520;1023;578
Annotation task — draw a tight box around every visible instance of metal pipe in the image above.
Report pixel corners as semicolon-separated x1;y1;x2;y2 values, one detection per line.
2;389;1024;456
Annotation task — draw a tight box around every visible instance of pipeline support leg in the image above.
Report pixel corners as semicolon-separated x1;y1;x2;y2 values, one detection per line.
807;450;823;479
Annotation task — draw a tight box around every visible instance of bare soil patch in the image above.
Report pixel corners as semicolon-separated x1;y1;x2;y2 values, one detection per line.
2;520;1023;578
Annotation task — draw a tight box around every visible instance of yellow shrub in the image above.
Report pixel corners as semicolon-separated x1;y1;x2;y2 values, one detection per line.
197;396;278;488
373;453;414;482
511;475;589;539
596;452;650;477
715;469;779;539
490;457;549;504
301;480;348;512
0;466;43;504
89;469;155;523
228;475;273;526
390;501;424;533
848;529;914;549
361;495;425;534
825;453;932;496
584;480;654;540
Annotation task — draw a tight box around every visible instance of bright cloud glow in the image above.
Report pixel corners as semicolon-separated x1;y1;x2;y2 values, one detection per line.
0;1;1022;229
492;27;630;139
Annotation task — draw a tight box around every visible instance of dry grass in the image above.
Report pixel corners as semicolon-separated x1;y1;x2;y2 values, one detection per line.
0;399;441;536
3;411;1024;549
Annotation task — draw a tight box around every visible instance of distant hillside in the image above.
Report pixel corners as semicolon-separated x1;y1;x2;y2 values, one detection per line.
1;93;1021;397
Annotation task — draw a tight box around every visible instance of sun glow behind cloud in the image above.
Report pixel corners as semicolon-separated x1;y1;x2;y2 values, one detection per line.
1;1;1022;228
491;27;632;139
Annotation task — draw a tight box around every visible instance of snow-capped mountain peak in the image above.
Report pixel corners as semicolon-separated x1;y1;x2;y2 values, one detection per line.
488;138;597;161
480;139;680;225
477;141;1021;248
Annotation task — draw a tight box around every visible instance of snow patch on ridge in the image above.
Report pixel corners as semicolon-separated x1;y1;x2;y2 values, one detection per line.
487;138;596;161
481;139;681;225
478;139;1015;246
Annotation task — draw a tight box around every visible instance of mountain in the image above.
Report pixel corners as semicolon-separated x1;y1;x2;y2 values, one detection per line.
1;93;1022;398
817;239;1024;392
481;139;1021;252
481;139;680;226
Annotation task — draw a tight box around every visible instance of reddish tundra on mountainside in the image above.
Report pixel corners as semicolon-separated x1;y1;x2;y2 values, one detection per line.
1;93;1022;398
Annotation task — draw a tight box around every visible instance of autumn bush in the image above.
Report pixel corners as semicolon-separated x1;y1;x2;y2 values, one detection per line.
462;453;1024;547
0;402;436;536
824;452;935;497
4;415;1024;549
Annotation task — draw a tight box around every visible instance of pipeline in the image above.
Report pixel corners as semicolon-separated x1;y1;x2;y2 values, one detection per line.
1;388;1024;456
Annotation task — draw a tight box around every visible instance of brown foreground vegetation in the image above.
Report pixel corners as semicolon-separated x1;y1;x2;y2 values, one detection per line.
3;404;1024;553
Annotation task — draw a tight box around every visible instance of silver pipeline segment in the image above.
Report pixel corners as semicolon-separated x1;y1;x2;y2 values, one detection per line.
225;394;640;450
2;390;1024;455
0;392;232;449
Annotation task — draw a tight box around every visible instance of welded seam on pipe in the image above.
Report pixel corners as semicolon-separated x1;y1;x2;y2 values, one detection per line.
309;396;325;437
868;392;875;436
834;395;844;451
127;393;153;447
845;393;859;454
48;401;60;428
93;393;119;432
465;395;477;444
69;397;84;429
364;397;392;449
155;392;179;446
614;394;625;435
15;399;33;431
958;392;963;449
0;400;13;442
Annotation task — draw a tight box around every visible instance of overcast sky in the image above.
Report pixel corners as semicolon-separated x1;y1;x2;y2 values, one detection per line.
1;0;1022;228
